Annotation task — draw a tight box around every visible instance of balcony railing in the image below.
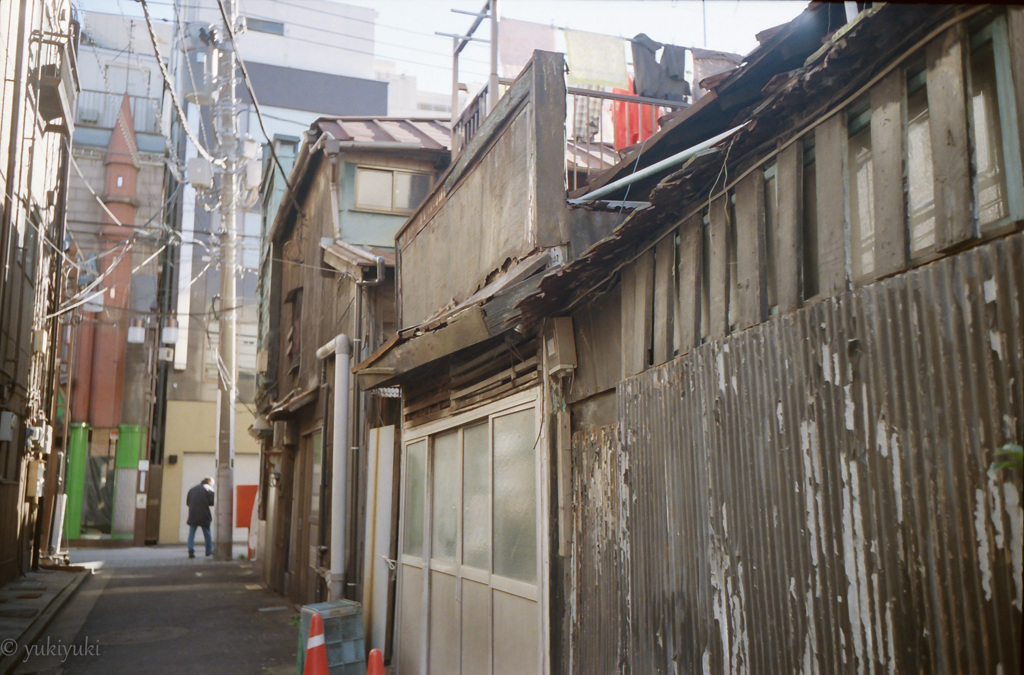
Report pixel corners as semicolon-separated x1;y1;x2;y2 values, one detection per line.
75;89;163;135
453;78;688;192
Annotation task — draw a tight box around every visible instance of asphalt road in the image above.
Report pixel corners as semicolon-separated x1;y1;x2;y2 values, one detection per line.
15;548;297;675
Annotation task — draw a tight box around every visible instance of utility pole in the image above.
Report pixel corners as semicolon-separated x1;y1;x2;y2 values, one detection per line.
213;0;237;562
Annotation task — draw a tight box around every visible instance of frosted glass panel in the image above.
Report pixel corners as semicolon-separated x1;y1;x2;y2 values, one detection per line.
764;172;778;310
970;38;1008;228
462;423;490;569
394;171;433;212
848;123;875;279
355;168;393;211
403;440;426;558
431;431;458;561
906;82;936;256
493;409;537;582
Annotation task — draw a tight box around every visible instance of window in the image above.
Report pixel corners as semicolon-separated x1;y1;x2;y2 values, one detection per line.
905;62;936;257
726;192;738;331
247;17;284;35
700;210;711;342
848;100;875;280
803;139;820;299
968;17;1022;230
763;162;779;313
402;439;426;558
354;167;433;215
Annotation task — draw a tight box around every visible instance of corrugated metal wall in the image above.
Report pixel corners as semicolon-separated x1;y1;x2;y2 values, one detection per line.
587;233;1022;673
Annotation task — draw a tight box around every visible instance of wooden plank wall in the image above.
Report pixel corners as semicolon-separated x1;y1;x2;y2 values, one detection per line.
610;16;1023;374
926;24;973;250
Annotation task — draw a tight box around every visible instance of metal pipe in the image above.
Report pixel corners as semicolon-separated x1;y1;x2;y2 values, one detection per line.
488;0;499;114
318;334;351;600
357;256;385;287
569;122;749;203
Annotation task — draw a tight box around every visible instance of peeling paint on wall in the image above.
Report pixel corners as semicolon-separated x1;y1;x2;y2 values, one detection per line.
585;234;1024;674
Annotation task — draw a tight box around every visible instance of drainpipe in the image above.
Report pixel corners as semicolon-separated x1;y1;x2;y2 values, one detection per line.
316;334;351;600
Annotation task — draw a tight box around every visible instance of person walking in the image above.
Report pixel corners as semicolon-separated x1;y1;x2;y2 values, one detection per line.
186;477;216;558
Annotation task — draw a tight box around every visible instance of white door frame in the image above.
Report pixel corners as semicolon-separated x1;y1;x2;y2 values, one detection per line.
396;387;549;674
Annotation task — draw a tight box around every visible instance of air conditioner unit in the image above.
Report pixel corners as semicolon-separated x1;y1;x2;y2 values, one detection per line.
79;107;100;124
298;601;365;675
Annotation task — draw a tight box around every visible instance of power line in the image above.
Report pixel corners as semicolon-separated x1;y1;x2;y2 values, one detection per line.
139;0;220;166
213;0;296;200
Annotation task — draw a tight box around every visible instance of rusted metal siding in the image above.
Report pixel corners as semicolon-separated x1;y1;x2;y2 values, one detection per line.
609;233;1022;673
569;425;630;674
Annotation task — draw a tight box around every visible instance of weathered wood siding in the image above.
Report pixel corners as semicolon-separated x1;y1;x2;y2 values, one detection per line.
569;233;1023;674
562;11;1024;674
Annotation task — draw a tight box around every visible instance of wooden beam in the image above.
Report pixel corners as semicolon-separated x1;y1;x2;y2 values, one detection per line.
815;114;847;297
708;194;730;338
775;143;803;313
927;24;972;249
676;214;702;353
734;171;766;329
652;235;675;365
870;70;908;278
621;250;654;376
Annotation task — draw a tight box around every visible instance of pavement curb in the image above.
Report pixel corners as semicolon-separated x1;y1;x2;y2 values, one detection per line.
0;569;90;675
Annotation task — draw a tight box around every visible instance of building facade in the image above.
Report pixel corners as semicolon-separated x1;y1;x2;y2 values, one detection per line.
0;0;79;583
515;4;1024;673
357;4;1023;673
256;116;449;658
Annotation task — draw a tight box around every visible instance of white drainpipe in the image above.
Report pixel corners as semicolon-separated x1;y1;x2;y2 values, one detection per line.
317;334;351;600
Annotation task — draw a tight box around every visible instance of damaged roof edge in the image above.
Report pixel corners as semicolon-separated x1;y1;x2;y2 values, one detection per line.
517;3;972;325
573;1;836;201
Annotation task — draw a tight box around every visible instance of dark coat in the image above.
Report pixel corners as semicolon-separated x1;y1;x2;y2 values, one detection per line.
186;483;215;527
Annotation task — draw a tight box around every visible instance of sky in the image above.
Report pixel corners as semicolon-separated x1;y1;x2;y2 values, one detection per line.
75;0;809;94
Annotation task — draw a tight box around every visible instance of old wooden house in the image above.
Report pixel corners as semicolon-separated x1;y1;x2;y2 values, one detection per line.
254;116;450;652
357;3;1022;674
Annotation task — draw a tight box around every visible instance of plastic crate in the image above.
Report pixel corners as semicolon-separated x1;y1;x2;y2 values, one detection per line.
297;600;366;675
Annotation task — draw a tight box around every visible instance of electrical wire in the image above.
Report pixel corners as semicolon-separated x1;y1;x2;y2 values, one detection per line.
46;242;167;319
139;0;221;166
214;0;294;195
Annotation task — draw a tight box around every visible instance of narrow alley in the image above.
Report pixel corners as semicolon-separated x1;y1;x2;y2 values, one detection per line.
6;547;296;675
1;1;1021;673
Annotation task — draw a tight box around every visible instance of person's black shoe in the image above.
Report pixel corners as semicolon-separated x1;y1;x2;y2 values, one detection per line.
205;552;212;557
188;551;195;559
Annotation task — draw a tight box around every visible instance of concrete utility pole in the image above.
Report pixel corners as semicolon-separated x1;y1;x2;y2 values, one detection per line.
213;0;237;561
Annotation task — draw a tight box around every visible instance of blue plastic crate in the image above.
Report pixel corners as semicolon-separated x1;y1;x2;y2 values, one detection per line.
298;600;366;675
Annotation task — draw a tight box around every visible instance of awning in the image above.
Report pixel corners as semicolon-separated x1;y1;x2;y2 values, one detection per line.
266;383;319;420
353;249;555;390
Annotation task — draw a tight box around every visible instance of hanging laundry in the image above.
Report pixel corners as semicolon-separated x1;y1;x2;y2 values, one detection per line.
564;29;628;89
630;33;691;102
572;85;603;142
690;47;743;100
498;18;557;79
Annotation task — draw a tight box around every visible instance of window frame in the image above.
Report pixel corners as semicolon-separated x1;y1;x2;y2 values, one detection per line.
352;165;434;216
966;15;1024;235
397;388;548;673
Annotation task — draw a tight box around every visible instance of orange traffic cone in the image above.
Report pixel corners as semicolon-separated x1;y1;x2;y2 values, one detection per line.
303;612;329;675
367;648;384;675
